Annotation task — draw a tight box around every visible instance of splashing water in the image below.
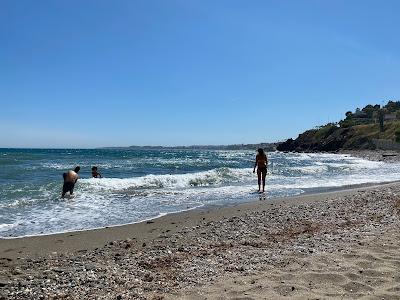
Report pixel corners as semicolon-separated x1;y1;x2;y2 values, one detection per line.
1;148;399;237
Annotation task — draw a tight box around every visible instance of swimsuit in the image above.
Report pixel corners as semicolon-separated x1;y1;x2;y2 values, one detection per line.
62;181;75;195
256;154;267;172
62;173;75;195
92;171;100;178
258;166;267;172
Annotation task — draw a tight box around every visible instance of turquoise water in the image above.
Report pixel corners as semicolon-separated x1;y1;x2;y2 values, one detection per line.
1;148;400;237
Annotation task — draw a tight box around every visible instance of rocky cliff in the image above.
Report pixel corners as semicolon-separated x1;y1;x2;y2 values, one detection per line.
277;123;393;152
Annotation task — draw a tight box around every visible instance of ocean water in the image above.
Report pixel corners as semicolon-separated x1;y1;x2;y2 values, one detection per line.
1;148;400;238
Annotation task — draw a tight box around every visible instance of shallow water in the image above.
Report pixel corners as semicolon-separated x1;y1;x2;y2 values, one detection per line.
1;148;400;237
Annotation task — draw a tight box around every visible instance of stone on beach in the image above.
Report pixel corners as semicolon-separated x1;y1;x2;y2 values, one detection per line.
1;183;400;299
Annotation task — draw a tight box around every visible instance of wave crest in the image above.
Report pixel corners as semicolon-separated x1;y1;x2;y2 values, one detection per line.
80;167;253;191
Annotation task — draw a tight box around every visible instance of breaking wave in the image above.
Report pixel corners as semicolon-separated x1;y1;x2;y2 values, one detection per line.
2;149;400;237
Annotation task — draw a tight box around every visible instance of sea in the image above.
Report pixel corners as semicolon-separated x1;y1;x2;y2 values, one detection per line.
1;148;400;238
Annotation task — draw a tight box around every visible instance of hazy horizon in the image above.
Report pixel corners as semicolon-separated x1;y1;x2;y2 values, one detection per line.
0;140;278;150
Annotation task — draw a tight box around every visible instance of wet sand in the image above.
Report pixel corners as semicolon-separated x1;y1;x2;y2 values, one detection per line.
1;181;400;299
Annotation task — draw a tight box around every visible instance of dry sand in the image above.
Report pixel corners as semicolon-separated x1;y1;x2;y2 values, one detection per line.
1;182;400;299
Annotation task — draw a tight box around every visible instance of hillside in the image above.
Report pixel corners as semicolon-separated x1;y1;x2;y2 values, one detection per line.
277;101;400;152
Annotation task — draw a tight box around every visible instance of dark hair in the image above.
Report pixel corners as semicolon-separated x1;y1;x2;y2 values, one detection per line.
257;148;265;155
74;166;81;172
91;166;97;171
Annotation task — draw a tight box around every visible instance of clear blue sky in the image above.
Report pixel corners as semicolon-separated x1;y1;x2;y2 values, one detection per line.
1;0;399;148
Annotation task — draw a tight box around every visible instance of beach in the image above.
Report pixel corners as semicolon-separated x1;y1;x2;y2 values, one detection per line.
3;1;400;298
1;180;400;299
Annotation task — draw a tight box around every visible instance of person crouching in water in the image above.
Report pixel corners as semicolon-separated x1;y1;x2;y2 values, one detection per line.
62;166;80;198
253;148;267;193
91;166;102;178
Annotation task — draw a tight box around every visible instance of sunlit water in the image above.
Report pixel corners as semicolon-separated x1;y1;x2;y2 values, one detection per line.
1;148;400;237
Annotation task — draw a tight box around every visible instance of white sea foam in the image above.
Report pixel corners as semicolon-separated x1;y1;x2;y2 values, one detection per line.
41;163;74;170
291;165;328;174
0;197;36;208
0;223;17;231
80;167;253;192
3;152;400;238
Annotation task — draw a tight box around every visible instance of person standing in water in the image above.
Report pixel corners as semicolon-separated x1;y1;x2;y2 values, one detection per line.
62;166;80;198
91;166;102;178
253;148;267;193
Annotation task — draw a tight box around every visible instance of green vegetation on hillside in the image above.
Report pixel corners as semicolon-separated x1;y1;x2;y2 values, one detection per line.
277;100;400;152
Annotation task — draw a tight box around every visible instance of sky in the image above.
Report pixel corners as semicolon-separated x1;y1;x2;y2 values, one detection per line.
1;0;400;148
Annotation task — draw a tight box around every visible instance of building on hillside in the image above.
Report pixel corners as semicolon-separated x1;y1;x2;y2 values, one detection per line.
384;113;397;121
352;109;371;124
354;108;367;117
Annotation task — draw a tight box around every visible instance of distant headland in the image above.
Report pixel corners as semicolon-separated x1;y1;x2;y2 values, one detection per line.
277;100;400;152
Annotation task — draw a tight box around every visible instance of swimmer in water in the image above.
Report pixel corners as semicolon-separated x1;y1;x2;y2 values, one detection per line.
91;166;102;178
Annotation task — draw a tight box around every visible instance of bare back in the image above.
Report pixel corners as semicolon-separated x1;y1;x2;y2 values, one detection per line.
64;170;78;183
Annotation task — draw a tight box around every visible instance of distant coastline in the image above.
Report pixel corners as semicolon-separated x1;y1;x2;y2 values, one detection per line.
0;143;277;151
99;142;277;151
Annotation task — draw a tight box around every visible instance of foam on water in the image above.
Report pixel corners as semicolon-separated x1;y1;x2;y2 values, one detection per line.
1;149;400;237
80;167;252;192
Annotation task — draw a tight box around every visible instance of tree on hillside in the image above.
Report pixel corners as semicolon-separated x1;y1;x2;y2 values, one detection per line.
339;118;355;128
361;104;377;118
396;128;400;143
345;111;353;118
384;100;400;113
378;109;384;132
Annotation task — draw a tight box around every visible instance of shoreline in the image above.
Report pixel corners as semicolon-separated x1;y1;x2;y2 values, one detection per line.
1;178;399;242
0;180;397;258
0;173;400;241
1;181;399;298
1;149;399;241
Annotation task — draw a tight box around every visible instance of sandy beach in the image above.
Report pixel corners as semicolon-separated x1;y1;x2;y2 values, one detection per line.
3;0;400;297
0;179;399;299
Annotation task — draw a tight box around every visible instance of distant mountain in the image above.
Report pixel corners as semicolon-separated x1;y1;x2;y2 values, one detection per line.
277;100;400;152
